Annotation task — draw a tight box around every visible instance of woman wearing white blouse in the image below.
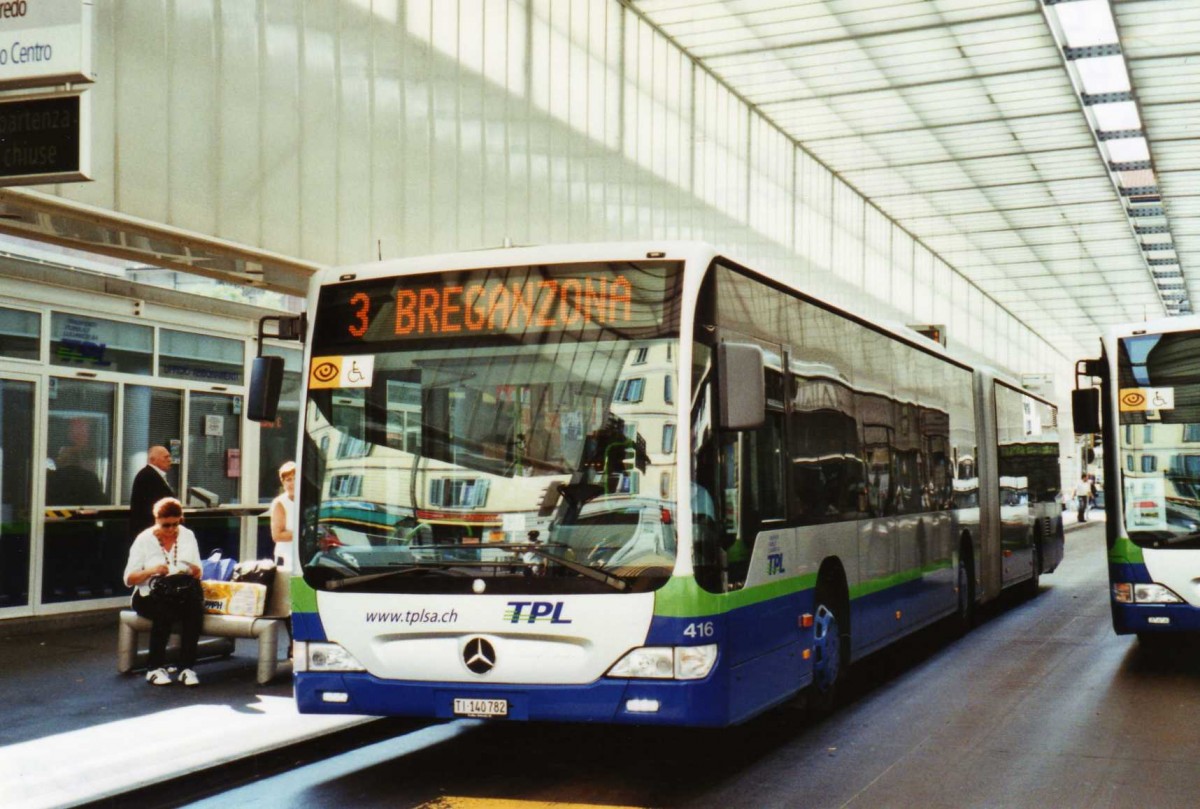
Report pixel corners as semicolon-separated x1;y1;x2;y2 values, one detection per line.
123;497;204;686
271;461;297;570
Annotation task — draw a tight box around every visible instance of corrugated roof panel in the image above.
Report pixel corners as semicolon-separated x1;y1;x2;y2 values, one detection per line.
631;0;1197;344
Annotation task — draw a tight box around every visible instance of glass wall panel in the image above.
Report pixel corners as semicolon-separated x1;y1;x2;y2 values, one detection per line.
50;313;152;375
187;392;242;506
0;307;40;360
45;378;114;506
121;386;183;504
0;378;34;608
44;378;119;604
160;330;245;384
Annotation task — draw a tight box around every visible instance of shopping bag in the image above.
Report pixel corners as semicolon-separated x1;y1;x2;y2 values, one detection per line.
201;550;237;582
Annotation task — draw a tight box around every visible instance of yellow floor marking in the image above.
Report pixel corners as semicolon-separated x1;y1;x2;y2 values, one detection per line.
417;799;646;809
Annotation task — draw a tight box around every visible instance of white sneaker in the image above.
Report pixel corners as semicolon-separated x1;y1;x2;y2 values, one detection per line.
146;667;172;686
178;668;200;687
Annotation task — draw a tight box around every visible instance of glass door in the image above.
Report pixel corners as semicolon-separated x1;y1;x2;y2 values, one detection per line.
0;375;36;611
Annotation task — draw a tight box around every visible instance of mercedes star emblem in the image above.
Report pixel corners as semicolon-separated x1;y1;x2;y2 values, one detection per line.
463;637;496;674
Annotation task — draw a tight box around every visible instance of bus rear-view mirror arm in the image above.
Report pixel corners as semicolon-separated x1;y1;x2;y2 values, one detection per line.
1072;357;1104;436
248;313;306;422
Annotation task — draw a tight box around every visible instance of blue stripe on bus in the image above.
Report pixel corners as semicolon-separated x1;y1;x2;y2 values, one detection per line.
292;611;328;642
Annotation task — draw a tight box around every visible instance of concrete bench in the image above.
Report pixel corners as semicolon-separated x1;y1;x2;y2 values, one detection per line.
117;568;292;685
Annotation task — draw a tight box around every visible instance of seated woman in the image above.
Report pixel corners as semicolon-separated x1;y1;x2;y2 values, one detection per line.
123;497;204;686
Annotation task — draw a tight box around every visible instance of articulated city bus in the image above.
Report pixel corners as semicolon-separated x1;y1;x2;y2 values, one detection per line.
1075;316;1200;641
251;242;1061;726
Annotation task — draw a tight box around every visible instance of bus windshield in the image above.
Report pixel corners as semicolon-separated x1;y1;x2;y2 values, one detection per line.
1117;330;1200;548
298;260;682;593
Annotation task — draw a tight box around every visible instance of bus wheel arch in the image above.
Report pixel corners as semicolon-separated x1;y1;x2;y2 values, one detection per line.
954;530;976;633
808;558;850;716
1026;529;1042;597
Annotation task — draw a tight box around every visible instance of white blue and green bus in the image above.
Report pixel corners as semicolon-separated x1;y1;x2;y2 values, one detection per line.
1075;316;1200;641
251;242;1062;726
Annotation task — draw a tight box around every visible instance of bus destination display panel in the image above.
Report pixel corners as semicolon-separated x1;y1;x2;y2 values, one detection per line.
313;261;682;352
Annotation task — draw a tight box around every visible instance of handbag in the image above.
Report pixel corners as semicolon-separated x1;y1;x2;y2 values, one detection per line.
149;573;200;606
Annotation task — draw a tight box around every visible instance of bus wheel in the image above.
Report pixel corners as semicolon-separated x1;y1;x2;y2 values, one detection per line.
953;544;975;635
1025;539;1042;598
808;583;846;717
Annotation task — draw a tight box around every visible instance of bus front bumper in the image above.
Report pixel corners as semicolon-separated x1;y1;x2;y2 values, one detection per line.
1111;601;1200;635
294;671;734;726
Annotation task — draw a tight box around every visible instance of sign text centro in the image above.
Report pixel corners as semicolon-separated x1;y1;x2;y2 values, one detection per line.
0;0;92;89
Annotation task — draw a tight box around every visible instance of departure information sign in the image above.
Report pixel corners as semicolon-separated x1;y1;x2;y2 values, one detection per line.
0;92;88;184
313;261;681;351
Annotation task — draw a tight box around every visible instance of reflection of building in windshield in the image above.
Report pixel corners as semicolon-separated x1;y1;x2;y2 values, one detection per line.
1120;421;1200;535
608;341;677;502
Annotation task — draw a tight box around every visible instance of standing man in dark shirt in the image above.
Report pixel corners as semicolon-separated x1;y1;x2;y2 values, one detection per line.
129;445;175;538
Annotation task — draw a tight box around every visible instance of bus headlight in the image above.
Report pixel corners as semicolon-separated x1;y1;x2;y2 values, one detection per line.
609;647;673;678
1113;582;1184;604
1133;583;1184;604
608;644;718;680
301;641;367;672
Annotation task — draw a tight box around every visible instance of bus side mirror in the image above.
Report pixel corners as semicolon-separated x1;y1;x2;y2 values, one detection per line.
1072;388;1100;435
718;342;765;431
248;355;285;422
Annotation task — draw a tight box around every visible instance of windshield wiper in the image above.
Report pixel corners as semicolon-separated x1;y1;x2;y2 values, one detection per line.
515;544;628;591
321;544;629;592
1133;530;1200;549
326;563;472;590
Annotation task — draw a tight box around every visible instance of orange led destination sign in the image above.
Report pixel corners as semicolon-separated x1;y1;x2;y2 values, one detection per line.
314;261;680;349
389;275;632;337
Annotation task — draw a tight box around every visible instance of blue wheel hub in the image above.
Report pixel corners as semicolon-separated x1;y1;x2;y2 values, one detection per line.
813;603;841;693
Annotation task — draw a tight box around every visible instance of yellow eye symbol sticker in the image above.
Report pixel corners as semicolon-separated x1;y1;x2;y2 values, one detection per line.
1120;389;1146;410
310;358;342;388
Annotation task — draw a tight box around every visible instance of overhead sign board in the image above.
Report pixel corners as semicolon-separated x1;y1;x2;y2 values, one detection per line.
0;0;92;90
0;91;89;184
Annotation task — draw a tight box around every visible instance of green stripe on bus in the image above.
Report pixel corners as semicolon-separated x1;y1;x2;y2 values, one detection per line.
1108;536;1144;565
653;573;817;617
291;575;319;613
848;561;952;599
654;559;952;618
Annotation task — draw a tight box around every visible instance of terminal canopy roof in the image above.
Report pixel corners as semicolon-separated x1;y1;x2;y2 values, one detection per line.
634;0;1200;355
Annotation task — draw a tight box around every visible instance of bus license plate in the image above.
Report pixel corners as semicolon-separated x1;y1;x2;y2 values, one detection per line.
453;698;508;718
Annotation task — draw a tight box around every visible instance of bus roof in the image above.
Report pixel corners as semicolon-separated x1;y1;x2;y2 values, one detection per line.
321;241;721;287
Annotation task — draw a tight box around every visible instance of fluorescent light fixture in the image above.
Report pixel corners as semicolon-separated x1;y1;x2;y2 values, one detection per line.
1107;137;1150;162
1134;217;1168;228
1093;101;1141;131
1056;0;1119;47
1077;55;1131;94
1118;169;1156;188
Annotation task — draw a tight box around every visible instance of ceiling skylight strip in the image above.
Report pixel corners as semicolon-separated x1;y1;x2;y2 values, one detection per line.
1042;0;1190;315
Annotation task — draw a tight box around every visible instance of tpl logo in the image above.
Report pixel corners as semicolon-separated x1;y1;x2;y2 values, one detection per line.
504;600;572;624
767;553;786;575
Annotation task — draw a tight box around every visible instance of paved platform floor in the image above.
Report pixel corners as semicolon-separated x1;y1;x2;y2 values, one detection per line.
0;619;370;809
